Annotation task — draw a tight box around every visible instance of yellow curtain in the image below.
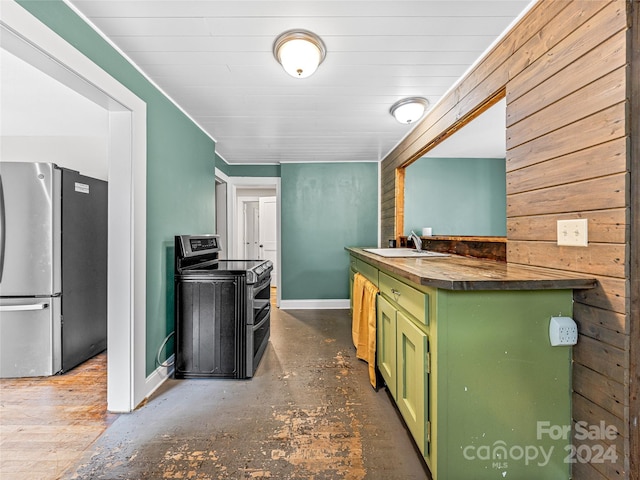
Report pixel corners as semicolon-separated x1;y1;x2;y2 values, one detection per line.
352;272;379;389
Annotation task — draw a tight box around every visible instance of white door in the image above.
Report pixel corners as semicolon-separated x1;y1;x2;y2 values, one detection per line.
259;196;277;287
243;201;260;258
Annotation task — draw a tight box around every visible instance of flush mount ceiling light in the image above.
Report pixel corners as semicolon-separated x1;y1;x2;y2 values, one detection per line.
390;97;429;124
273;29;326;79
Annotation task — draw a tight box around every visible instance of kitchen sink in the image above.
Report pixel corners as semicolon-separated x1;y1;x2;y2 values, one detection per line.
363;248;449;258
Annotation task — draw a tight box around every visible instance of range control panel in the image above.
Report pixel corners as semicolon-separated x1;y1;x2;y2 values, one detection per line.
177;234;221;258
190;236;218;252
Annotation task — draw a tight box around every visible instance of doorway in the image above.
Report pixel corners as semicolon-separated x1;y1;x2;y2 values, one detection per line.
227;177;281;299
259;196;277;277
237;189;278;288
1;2;147;412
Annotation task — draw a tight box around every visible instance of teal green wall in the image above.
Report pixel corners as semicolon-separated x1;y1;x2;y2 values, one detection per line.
281;163;378;300
17;1;217;375
215;154;280;178
405;157;506;236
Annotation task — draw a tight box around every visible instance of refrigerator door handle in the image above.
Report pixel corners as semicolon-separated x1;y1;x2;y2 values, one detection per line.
0;174;5;282
0;303;49;312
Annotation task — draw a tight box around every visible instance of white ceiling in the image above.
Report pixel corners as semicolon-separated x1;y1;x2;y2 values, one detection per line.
64;1;530;164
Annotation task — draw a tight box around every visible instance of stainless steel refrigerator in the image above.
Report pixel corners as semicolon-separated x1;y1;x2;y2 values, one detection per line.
0;162;107;377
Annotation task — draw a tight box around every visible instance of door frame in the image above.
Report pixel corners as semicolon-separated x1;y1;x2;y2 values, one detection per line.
215;171;229;259
221;174;281;305
1;1;147;412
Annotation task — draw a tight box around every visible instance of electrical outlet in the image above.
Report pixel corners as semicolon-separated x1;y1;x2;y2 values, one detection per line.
557;219;588;247
549;316;578;346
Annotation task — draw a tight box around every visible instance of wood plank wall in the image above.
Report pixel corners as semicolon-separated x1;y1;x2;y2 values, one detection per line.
379;1;636;479
628;2;639;479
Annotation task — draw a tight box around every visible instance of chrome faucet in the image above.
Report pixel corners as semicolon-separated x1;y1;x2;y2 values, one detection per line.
409;230;422;252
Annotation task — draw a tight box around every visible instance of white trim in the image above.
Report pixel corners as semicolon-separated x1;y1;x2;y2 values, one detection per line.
214;168;231;259
216;152;280;167
214;167;230;184
280;299;351;310
2;0;147;412
144;354;175;400
222;161;281;167
279;160;377;164
378;161;382;247
217;155;377;167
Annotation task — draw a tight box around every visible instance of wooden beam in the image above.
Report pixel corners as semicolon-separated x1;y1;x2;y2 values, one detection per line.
394;167;405;241
627;1;640;478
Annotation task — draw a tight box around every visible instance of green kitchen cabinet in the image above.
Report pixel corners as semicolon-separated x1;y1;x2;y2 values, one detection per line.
377;270;432;455
396;309;429;456
376;295;398;400
351;256;575;479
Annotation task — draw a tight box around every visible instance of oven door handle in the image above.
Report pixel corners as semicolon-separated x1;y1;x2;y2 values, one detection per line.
253;306;270;331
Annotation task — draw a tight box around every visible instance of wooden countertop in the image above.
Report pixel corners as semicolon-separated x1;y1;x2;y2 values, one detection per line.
346;247;597;291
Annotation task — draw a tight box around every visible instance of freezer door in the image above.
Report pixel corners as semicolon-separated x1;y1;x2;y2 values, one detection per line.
0;163;61;296
0;297;62;378
61;169;108;371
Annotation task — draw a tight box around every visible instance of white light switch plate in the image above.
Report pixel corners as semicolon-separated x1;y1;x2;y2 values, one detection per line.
557;219;588;246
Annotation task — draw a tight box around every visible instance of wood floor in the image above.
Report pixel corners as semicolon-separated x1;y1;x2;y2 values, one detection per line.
0;353;115;480
63;307;429;479
0;287;279;480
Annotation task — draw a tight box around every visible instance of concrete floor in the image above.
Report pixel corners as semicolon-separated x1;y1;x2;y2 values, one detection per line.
63;307;430;479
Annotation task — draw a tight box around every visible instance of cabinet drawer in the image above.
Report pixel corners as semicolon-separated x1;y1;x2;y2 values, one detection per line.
379;272;428;326
355;259;379;286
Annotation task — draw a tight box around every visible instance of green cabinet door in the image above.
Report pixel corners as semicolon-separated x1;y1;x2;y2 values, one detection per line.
377;295;397;399
397;310;429;455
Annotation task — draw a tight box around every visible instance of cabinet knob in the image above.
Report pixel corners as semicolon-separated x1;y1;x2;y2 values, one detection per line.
391;288;401;301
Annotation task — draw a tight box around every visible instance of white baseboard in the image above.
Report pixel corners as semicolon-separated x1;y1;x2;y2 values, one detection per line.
141;354;175;406
279;299;350;310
